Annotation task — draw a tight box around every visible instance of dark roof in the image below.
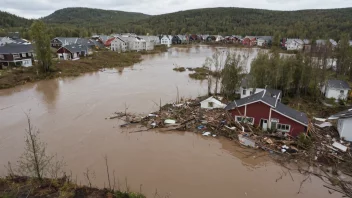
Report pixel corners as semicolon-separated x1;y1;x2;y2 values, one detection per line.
329;108;352;119
225;91;277;110
59;44;87;53
327;80;350;89
257;36;272;41
274;103;308;125
225;90;308;125
0;44;33;54
266;88;282;98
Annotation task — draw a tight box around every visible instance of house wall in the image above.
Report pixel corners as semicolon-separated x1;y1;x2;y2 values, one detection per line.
271;110;306;136
21;59;32;67
111;39;127;52
146;41;154;51
325;88;349;100
257;39;265;46
230;101;305;136
338;117;352;141
230;101;271;126
161;36;171;46
200;98;225;109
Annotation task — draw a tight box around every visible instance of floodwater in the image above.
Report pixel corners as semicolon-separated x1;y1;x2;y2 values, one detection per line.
0;46;340;198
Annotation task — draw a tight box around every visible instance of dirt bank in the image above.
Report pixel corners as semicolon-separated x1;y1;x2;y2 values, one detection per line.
0;176;145;198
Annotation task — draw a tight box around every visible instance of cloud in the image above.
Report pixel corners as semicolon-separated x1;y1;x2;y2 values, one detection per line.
1;0;351;19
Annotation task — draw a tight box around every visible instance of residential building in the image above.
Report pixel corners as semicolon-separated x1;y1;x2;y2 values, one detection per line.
285;39;304;50
111;37;128;52
160;35;172;46
329;109;352;141
177;35;188;44
172;35;182;44
111;36;154;52
57;44;89;60
225;90;308;136
257;36;272;47
215;35;224;42
0;44;34;68
200;96;226;109
138;35;160;46
321;79;350;101
242;36;257;46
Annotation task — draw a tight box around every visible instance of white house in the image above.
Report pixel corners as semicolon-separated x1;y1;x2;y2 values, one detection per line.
200;96;226;109
160;35;172;47
111;37;128;52
139;35;160;46
321;80;350;101
215;35;224;42
285;39;304;50
329;109;352;141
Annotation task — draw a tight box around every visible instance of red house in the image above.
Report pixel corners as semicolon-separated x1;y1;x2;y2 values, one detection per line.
242;36;257;46
225;90;308;136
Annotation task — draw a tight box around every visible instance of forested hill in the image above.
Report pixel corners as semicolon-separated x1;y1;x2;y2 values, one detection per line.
0;11;32;28
42;7;150;29
1;7;352;39
128;7;352;39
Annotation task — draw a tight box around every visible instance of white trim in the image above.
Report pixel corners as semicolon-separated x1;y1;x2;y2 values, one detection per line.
244;105;247;116
268;108;272;128
277;123;291;132
236;100;275;108
271;109;308;126
235;116;255;125
275;92;281;107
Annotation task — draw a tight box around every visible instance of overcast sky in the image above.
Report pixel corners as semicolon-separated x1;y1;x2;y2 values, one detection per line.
1;0;351;19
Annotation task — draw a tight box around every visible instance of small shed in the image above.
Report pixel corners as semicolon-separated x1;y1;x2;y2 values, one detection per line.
321;80;351;101
329;109;352;141
200;96;226;109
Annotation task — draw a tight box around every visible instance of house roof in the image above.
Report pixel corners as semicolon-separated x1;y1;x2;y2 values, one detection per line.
0;44;33;54
274;103;309;125
329;108;352;119
245;36;256;39
326;80;350;89
257;36;272;41
225;90;308;126
225;91;277;110
316;40;326;45
58;44;87;53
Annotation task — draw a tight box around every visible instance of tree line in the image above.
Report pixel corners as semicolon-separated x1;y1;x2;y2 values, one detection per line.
1;7;352;40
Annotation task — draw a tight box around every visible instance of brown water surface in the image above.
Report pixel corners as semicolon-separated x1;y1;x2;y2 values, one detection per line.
0;46;339;197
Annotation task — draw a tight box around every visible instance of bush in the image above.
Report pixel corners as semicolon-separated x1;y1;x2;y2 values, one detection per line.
297;133;313;149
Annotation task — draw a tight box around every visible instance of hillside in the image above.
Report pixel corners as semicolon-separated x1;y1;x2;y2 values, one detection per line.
43;7;150;30
0;11;32;28
127;7;352;39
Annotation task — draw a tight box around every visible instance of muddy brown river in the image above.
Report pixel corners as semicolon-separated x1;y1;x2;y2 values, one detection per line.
0;46;340;197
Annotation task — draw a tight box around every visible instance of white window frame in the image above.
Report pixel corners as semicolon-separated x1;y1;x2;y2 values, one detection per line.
0;54;4;59
277;123;291;132
235;116;255;125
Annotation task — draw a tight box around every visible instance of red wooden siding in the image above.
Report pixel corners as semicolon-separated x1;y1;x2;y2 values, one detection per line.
229;101;306;136
271;110;306;136
231;101;270;126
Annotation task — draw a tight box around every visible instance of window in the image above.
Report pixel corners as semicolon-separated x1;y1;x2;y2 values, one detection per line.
0;54;4;60
250;91;253;95
13;54;20;59
243;89;247;95
235;116;254;125
208;102;214;107
22;53;26;57
277;123;291;132
340;90;344;94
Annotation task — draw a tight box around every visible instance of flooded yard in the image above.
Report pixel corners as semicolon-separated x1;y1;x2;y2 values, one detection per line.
0;46;339;197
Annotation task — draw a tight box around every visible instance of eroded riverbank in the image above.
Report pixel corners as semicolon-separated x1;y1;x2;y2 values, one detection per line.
0;46;340;198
